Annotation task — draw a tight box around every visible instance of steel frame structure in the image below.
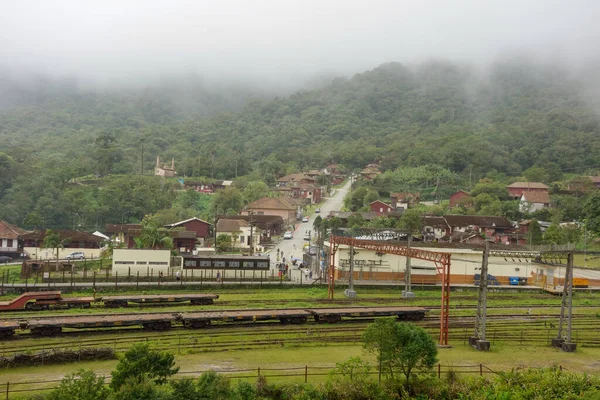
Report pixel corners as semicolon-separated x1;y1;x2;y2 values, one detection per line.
328;236;452;346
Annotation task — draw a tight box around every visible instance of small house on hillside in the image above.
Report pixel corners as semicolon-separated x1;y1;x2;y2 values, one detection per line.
519;191;551;213
449;191;471;208
0;220;28;256
443;215;515;244
370;200;393;215
154;156;177;178
507;182;549;199
390;192;420;210
217;214;284;243
164;217;212;247
277;174;315;187
588;176;600;189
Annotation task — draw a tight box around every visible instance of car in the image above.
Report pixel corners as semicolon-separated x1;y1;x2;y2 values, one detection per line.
283;231;293;239
65;251;85;260
315;208;320;213
302;217;309;223
308;246;318;256
0;256;12;264
303;232;311;240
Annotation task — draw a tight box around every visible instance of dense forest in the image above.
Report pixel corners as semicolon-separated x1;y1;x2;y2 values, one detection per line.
1;59;600;229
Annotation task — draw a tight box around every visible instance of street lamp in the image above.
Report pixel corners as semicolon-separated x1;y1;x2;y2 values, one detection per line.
122;211;131;224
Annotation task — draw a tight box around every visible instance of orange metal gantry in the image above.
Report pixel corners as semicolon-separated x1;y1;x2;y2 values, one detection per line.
328;236;452;346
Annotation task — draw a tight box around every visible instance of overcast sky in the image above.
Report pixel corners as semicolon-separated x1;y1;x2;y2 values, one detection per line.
1;0;599;86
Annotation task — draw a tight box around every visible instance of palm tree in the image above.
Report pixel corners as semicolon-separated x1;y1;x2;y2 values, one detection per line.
41;230;69;263
134;220;174;250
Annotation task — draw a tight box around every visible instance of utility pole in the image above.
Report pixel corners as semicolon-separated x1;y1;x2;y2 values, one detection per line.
402;234;413;298
471;241;490;351
213;205;218;249
553;252;576;352
249;212;254;254
140;142;144;175
345;245;356;298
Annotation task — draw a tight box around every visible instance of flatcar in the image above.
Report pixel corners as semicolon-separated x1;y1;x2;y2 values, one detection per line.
182;255;270;271
1;306;429;337
100;293;219;308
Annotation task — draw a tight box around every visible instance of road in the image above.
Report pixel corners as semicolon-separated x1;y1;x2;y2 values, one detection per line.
269;180;352;283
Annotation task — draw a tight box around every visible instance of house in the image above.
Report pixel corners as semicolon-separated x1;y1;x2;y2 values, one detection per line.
369;200;394;215
588;176;600;189
242;197;299;223
216;219;261;251
0;220;28;256
506;182;549;199
289;184;322;204
422;216;449;241
324;164;341;175
212;180;233;191
183;180;215;193
359;163;381;181
277;174;315;187
305;169;323;178
164;217;212;247
154;156;177;178
217;215;284;243
390;192;420;210
449;191;471;208
21;230;104;260
105;224;143;248
519;191;551;213
442;215;515;245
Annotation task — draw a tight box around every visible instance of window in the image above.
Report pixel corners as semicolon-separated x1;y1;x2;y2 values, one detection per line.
136;261;147;265
242;261;254;268
380;208;383;212
115;261;135;265
239;236;245;243
213;261;226;267
148;261;168;265
229;261;240;268
257;262;268;269
199;260;211;267
184;260;197;267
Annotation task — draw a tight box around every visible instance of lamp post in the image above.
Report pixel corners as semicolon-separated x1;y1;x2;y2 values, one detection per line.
122;211;131;225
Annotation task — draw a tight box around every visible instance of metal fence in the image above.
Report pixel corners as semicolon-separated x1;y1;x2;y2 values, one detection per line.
0;363;514;399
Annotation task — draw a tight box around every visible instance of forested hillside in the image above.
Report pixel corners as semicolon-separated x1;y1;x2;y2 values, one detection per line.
1;59;599;229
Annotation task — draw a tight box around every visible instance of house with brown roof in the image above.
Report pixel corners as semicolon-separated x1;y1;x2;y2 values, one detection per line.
216;219;261;251
449;191;472;208
519;191;551;213
507;182;549;199
242;197;299;223
0;220;28;256
217;215;284;242
21;230;104;260
390;192;420;210
277;174;315;187
164;217;212;247
588;176;600;189
443;215;515;245
370;200;394;215
422;216;449;241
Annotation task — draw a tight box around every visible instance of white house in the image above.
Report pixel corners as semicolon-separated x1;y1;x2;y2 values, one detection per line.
520;191;551;213
216;219;262;251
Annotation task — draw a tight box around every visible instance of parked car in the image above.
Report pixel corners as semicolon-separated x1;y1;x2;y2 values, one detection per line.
65;251;85;260
283;231;293;239
303;232;311;240
302;217;309;222
0;256;12;264
315;208;320;213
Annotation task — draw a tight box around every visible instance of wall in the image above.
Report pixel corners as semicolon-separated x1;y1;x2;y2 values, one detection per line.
0;239;19;253
112;249;171;276
24;247;102;260
242;209;294;223
329;244;536;284
182;219;211;239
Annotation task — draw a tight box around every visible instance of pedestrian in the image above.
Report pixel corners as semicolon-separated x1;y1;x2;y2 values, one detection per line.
285;264;289;274
216;271;221;282
175;270;180;281
282;256;286;263
304;269;309;280
309;270;313;279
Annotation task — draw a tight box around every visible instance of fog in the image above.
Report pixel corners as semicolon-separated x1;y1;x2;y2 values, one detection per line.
1;0;599;88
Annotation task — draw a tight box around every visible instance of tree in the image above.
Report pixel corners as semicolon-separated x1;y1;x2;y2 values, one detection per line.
42;229;69;263
111;343;179;390
216;234;232;253
583;192;600;236
242;181;271;204
133;218;174;250
397;209;422;235
47;369;109;400
528;220;543;245
93;131;122;177
362;318;437;384
544;222;564;245
212;187;244;215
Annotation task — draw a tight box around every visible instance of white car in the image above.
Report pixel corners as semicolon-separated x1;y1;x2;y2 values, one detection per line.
283;231;293;239
65;251;85;260
302;217;309;222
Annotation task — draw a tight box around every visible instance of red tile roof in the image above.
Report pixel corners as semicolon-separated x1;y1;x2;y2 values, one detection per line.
521;191;551;204
507;182;549;189
0;220;28;239
245;197;297;211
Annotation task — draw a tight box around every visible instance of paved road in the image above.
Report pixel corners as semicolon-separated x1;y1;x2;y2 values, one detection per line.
269;180;352;283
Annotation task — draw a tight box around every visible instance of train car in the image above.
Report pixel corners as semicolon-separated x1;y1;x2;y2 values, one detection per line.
182;255;270;271
181;309;311;328
309;306;428;323
0;292;93;311
0;321;19;338
100;293;219;308
25;313;178;336
573;278;589;288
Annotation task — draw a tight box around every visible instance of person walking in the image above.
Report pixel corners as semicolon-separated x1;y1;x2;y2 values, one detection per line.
175;270;181;281
216;271;221;282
